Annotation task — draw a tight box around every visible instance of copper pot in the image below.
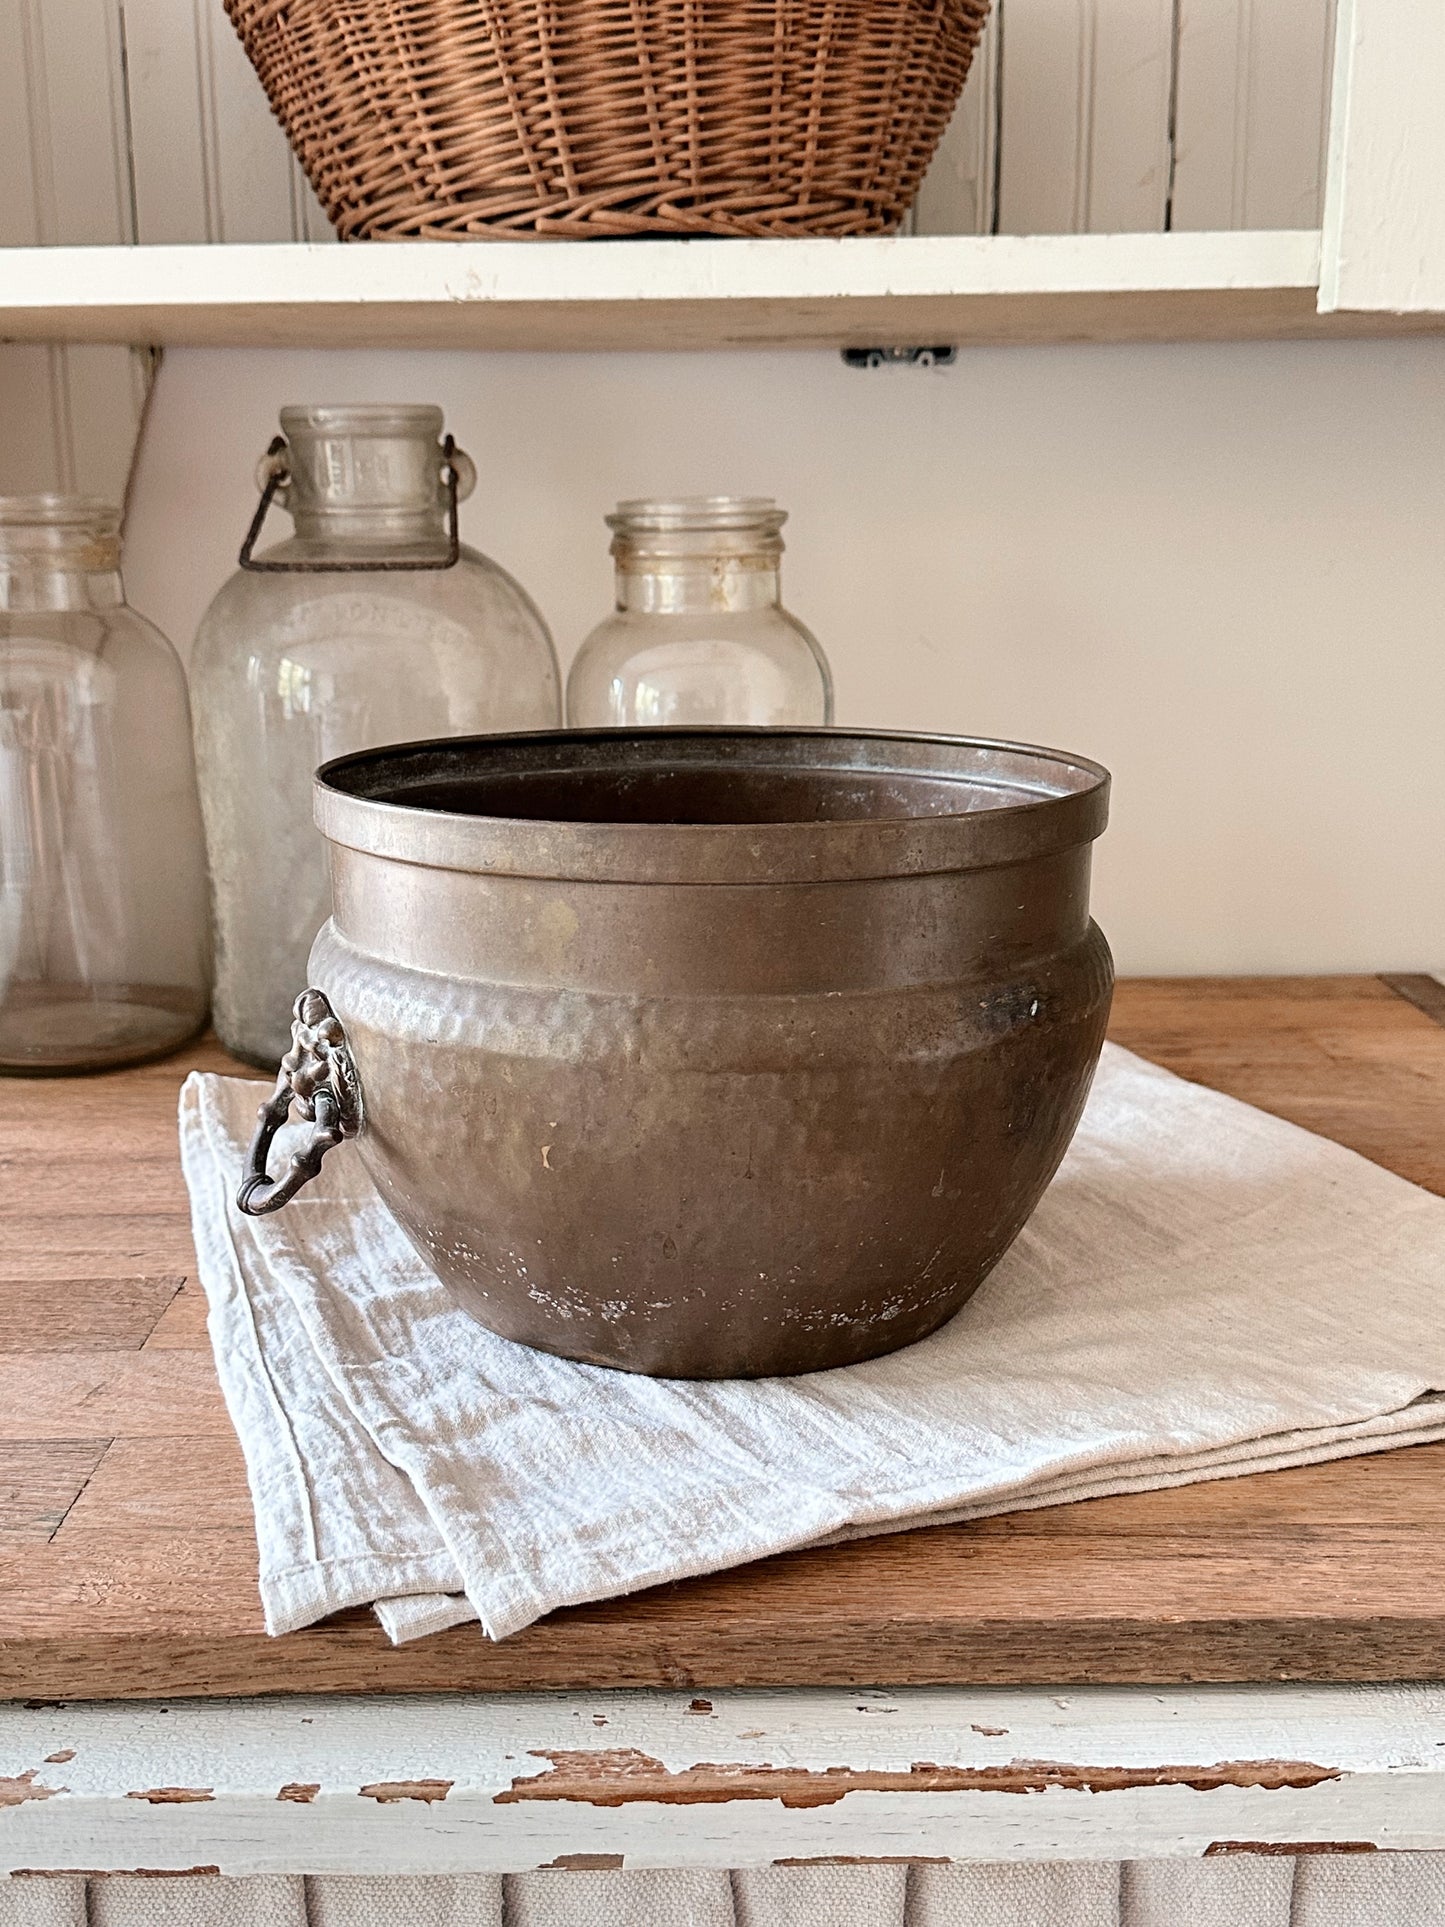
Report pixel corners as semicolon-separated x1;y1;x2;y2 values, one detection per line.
239;728;1112;1378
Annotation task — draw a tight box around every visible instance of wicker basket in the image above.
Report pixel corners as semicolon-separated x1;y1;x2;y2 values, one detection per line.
224;0;992;240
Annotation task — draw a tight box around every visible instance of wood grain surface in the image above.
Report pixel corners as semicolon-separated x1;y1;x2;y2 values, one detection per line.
1;978;1442;1701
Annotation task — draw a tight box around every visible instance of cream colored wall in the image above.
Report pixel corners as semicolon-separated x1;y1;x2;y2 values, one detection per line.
123;340;1445;977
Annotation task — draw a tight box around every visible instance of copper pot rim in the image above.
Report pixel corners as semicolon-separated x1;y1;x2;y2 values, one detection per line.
314;726;1110;886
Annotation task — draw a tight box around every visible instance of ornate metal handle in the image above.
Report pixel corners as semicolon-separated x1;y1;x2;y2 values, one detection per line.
237;433;475;573
237;990;362;1217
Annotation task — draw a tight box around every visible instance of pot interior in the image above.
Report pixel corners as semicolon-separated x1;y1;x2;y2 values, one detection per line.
376;765;1020;826
322;729;1105;829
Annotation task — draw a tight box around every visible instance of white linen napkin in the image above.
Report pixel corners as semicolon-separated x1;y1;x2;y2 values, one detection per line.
177;1043;1445;1644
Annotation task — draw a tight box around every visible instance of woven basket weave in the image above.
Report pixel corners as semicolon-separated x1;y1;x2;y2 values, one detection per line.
224;0;992;240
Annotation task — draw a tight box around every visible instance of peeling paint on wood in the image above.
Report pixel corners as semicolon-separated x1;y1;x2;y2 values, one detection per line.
539;1853;626;1870
358;1780;453;1804
9;1868;221;1879
1;1686;1440;1872
0;1771;65;1807
1206;1840;1379;1855
125;1788;214;1804
42;1752;75;1764
773;1855;953;1866
971;1725;1008;1737
495;1749;1340;1808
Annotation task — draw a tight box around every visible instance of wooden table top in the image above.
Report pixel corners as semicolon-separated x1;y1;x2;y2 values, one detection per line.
3;975;1444;1701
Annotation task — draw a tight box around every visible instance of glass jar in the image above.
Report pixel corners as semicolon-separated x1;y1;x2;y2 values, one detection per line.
191;403;562;1067
566;497;832;727
0;497;209;1074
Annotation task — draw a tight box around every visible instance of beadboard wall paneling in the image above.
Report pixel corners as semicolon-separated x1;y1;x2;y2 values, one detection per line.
917;0;1336;236
913;9;1002;238
123;0;216;246
1171;0;1338;231
120;0;331;246
0;0;331;501
1;1;1336;490
993;0;1176;236
0;0;143;500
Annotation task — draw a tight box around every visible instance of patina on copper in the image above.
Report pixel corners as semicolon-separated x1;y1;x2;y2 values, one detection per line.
240;727;1112;1379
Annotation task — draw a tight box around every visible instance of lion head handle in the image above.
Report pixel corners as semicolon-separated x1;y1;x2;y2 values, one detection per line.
236;989;361;1216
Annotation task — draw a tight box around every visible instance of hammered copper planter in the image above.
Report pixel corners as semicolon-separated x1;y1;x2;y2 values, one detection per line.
240;728;1112;1378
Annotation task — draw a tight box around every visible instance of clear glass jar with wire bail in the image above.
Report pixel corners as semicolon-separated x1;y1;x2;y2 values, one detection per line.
0;496;210;1074
566;497;832;728
191;403;562;1067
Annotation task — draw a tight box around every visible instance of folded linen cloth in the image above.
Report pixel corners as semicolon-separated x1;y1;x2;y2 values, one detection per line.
178;1043;1445;1643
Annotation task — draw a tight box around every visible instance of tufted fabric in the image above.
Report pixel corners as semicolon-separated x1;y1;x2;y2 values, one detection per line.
6;1856;1445;1926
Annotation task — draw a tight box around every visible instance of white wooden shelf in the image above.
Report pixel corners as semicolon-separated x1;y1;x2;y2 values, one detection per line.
6;1685;1445;1872
2;231;1436;354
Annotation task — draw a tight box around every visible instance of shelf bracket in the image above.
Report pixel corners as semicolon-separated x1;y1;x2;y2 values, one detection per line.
841;346;958;369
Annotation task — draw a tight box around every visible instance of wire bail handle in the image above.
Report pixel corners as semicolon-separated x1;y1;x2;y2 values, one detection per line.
238;432;476;573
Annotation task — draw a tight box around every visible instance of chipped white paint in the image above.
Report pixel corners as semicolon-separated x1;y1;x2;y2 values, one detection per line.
1318;0;1445;313
3;1686;1445;1875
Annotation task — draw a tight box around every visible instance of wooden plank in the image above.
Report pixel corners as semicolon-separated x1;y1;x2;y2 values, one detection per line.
0;5;65;493
142;1285;210;1351
0;1531;262;1633
0;1354;231;1441
997;0;1088;233
57;1436;250;1534
913;10;1001;237
996;0;1175;235
196;0;310;243
1108;977;1445;1194
0;0;147;503
0;1442;109;1541
0;1278;181;1354
0;1154;195;1218
0;0;42;250
2;980;1445;1700
1319;0;1445;314
0;1219;199;1284
5;1685;1445;1873
1083;0;1176;232
120;0;214;245
1172;0;1336;231
1381;974;1445;1030
31;0;133;248
8;232;1443;354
